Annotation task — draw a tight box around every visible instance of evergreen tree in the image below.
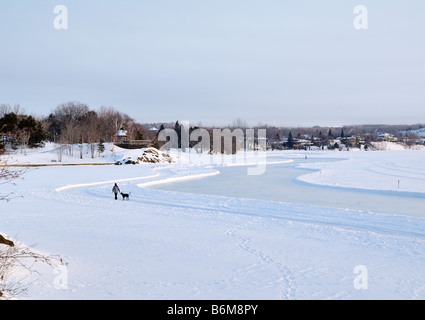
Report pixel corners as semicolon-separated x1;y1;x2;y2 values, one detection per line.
157;124;165;136
287;131;294;148
0;113;18;132
98;139;105;154
135;129;144;140
174;121;181;148
0;112;46;147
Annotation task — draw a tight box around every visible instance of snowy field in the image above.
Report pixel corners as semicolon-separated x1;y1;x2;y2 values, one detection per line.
1;143;425;300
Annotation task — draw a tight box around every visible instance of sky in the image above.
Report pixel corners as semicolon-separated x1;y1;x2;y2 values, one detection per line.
1;0;424;127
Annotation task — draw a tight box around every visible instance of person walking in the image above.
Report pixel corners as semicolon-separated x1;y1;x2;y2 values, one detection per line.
112;183;120;200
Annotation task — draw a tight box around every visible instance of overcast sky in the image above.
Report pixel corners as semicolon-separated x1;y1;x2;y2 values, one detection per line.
1;1;424;127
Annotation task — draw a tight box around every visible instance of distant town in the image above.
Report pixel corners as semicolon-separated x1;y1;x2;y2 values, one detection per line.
1;102;424;155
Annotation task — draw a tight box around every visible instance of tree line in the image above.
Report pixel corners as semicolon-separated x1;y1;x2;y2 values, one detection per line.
0;102;153;155
1;103;424;155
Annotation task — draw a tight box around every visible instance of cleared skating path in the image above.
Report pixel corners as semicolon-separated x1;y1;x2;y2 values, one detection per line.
55;163;425;240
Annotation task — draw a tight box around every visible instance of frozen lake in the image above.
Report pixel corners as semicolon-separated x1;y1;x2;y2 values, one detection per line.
152;159;425;218
4;146;425;299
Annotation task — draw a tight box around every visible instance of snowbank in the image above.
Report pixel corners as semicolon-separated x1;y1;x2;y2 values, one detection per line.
370;141;425;151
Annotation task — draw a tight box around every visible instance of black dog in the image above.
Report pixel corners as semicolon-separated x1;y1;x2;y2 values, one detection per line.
120;192;131;200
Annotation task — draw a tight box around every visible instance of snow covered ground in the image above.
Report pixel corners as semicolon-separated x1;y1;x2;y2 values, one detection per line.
1;143;425;299
296;149;425;195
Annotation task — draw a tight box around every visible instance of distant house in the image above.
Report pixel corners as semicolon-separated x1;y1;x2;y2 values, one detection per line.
113;126;153;149
341;136;357;146
357;136;366;145
377;133;398;142
245;136;268;151
0;134;13;152
113;126;128;141
258;137;268;151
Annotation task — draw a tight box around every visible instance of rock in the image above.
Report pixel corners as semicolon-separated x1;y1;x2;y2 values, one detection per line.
116;148;173;165
138;148;173;163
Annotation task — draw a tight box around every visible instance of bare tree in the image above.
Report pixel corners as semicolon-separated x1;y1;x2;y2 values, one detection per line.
60;122;79;156
0;161;25;202
16;129;31;155
98;106;123;141
85;111;100;159
0;159;66;299
231;118;248;129
56;144;66;162
53;102;90;126
0;241;67;298
0;104;12;118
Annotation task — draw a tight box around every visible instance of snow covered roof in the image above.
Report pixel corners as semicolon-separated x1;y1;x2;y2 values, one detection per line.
114;128;127;137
